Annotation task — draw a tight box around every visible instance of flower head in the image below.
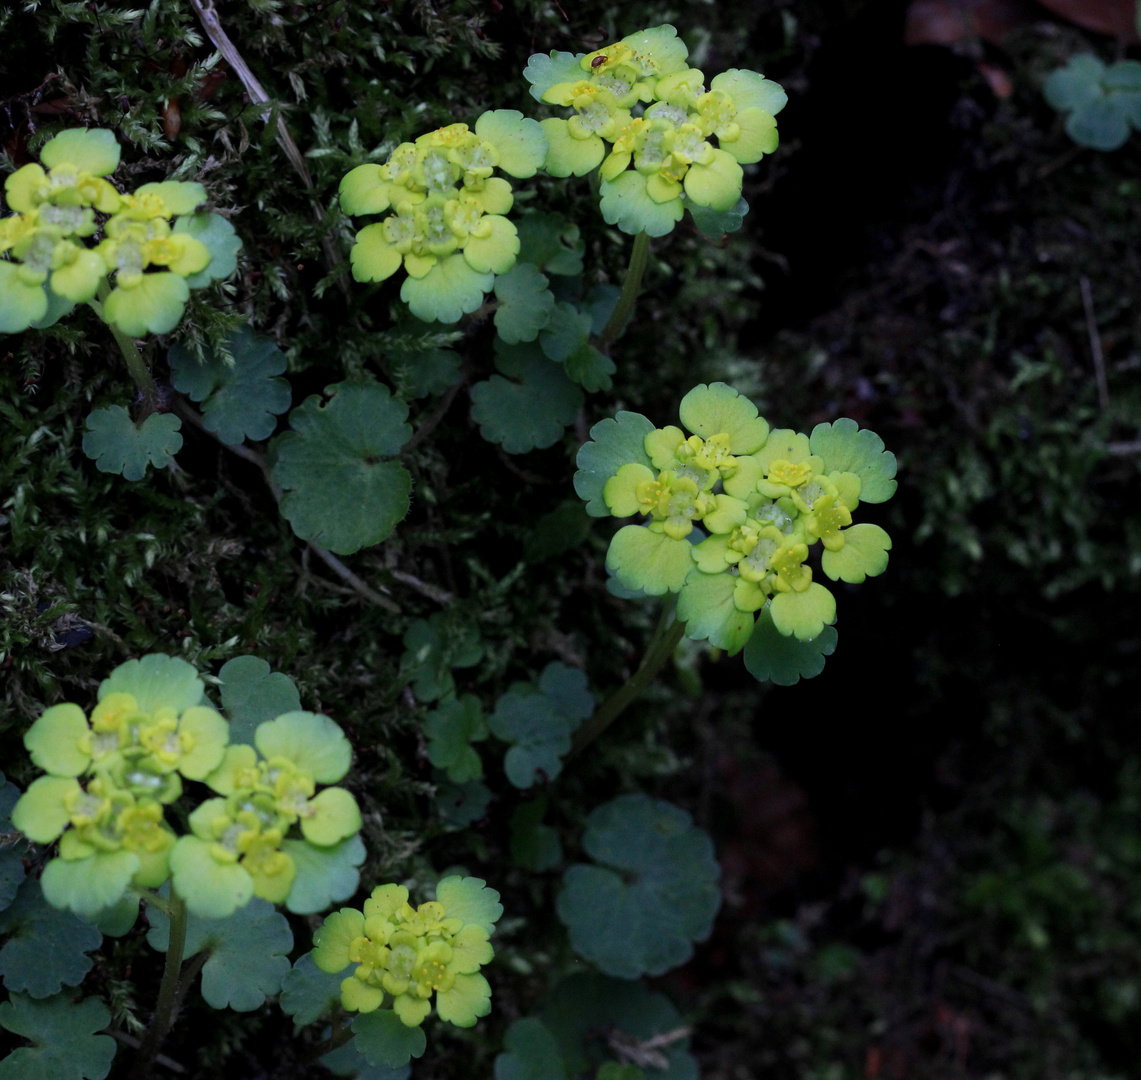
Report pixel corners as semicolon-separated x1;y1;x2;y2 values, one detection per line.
1;128;236;336
313;877;502;1028
526;25;787;236
580;384;896;654
340;111;547;323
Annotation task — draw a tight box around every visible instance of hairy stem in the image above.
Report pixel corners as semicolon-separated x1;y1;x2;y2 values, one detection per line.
94;280;160;416
569;604;686;758
598;230;651;350
132;893;188;1080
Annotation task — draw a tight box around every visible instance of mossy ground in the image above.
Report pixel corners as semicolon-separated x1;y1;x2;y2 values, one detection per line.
2;1;1140;1077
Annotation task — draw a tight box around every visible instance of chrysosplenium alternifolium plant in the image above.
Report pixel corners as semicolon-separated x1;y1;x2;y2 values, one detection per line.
525;24;787;236
0;128;238;335
10;654;363;920
339;112;548;322
576;383;896;656
313;877;502;1028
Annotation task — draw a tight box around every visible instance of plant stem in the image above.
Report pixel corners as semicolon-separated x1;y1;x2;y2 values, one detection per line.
95;280;160;416
597;230;650;350
569;603;687;758
132;893;189;1080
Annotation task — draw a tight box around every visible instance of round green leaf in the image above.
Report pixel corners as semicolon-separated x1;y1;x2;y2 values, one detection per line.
273;381;412;554
539;973;697;1080
350;1009;427;1069
470;342;583;454
1067;95;1132;151
102;273;190;336
599;172;684;238
820;522;892;583
574;411;655;517
676;570;755;655
606;525;694;595
217;655;302;746
81;406;182;481
99;654;204;713
147;895;292;1011
557;794;720;978
475;110;549;178
400;253;492;323
523;50;585;102
0;878;103;998
808;418;897;503
255;711;352;784
280;952;343;1029
172;212;242;288
434;876;503;934
41;127;120;174
0;993;116;1080
493;262;556;343
282;834;366;914
169;326;291;445
742;607;837;685
1043;54;1105;112
489;663;592;789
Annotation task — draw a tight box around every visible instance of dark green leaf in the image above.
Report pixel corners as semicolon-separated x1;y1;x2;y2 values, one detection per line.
0;994;116;1080
743;609;838;685
0;878;102;998
423;694;487;783
540;973;697;1080
400;613;484;703
510;798;563;872
685;196;749;239
436;778;492;828
81;406;182;481
218;654;303;745
489;663;593;789
539;302;593;363
516;213;584;277
280;952;343;1029
282;834;366;915
146;896;292;1011
557;795;720;978
350;1009;427;1069
273;381;412;554
493;263;555;344
494;1017;570;1080
573;411;655;517
470;342;583;454
564;343;615;393
169;326;291;445
523;501;593;563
